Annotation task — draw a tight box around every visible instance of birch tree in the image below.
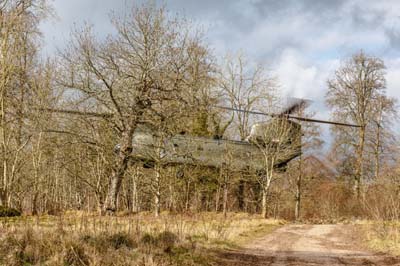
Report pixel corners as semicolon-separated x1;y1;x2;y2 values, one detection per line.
251;118;302;218
326;51;386;198
0;0;50;207
218;53;276;210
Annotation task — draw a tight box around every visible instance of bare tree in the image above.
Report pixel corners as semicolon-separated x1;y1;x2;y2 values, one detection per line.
368;95;397;180
58;4;213;214
218;53;276;140
0;0;50;208
218;53;276;211
286;110;323;221
251;117;302;218
326;51;386;199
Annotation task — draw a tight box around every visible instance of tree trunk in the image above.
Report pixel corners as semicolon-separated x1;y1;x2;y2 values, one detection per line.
95;191;104;214
154;164;161;217
103;126;134;215
185;180;191;212
0;188;6;207
222;181;228;218
221;167;229;217
261;187;268;219
295;158;302;221
32;192;39;216
375;123;381;180
237;178;245;211
295;177;301;221
215;184;220;212
355;126;366;199
167;169;175;211
132;166;139;213
261;171;273;219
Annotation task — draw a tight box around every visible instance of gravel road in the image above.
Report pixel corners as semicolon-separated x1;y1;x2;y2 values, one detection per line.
217;224;400;265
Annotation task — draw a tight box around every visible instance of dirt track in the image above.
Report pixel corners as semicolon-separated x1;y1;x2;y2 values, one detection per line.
217;224;400;266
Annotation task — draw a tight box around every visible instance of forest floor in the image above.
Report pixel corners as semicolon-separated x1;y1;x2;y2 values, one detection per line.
215;224;400;266
0;212;282;265
2;213;400;265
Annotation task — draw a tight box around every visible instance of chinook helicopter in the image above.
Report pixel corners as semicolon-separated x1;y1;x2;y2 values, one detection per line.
126;98;360;172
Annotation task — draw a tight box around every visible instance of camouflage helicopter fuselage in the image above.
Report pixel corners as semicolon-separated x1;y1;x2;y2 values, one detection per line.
127;118;302;172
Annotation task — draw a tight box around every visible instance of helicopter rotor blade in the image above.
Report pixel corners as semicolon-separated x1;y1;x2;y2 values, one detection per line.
279;97;311;115
214;106;361;128
215;106;278;117
287;115;361;128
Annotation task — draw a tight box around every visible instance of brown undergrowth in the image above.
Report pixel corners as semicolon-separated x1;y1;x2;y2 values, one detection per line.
0;212;282;266
363;221;400;256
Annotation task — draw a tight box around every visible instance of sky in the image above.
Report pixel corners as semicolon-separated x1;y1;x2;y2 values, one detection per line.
40;0;400;142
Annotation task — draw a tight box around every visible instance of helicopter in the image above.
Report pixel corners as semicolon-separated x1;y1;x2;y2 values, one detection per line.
126;98;360;172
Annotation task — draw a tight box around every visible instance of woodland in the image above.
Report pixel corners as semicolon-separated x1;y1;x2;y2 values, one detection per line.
0;1;400;265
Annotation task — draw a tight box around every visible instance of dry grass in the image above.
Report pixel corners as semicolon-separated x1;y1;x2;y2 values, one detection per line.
0;212;282;266
363;221;400;256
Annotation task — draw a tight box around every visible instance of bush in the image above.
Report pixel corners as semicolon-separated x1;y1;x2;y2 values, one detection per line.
0;206;21;217
140;233;157;246
0;228;59;265
107;232;136;249
157;231;178;250
82;232;137;251
140;231;178;253
63;242;89;266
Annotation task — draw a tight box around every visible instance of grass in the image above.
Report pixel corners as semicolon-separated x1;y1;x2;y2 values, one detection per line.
0;212;282;266
363;221;400;256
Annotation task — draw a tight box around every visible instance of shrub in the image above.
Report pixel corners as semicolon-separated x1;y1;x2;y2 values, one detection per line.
140;233;157;246
0;228;58;265
140;231;178;252
63;242;90;266
0;206;21;217
81;232;137;251
107;232;136;249
157;231;178;251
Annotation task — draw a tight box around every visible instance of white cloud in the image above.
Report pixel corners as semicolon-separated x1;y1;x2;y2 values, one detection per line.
385;58;400;100
274;49;318;97
272;49;340;104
